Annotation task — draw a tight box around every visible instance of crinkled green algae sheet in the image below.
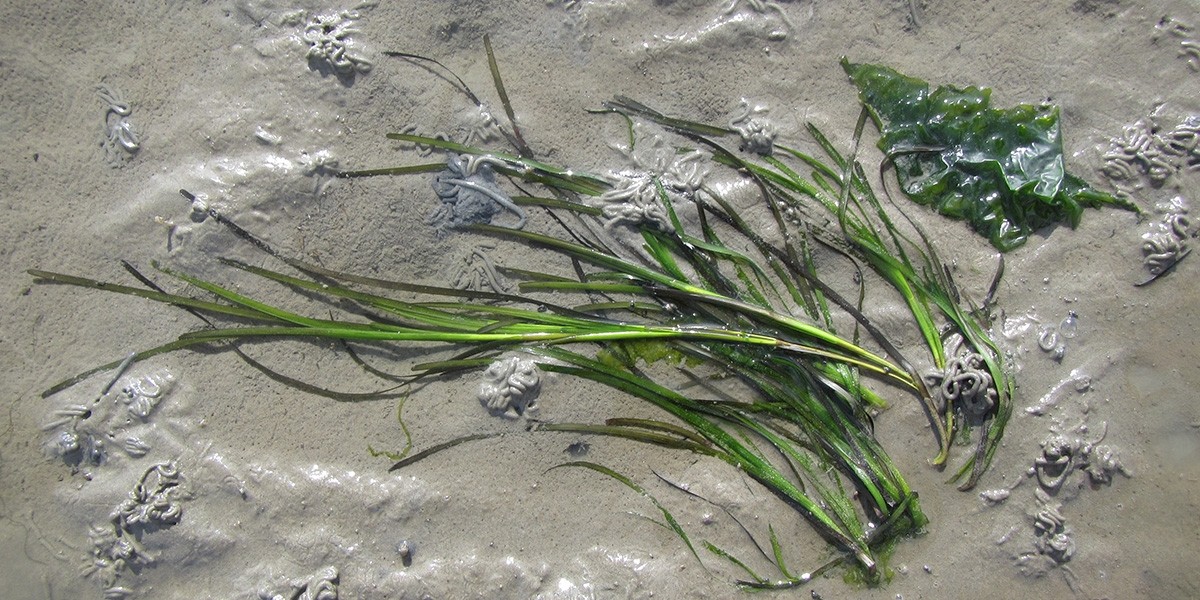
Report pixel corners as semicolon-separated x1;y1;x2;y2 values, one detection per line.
841;58;1137;251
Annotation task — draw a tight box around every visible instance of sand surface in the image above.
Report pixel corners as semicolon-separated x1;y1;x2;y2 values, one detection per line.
2;1;1198;598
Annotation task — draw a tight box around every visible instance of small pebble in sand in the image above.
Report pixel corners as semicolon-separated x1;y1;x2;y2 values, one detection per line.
1058;311;1078;338
565;440;590;457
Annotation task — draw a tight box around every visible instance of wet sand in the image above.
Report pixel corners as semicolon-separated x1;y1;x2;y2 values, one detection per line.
2;1;1198;598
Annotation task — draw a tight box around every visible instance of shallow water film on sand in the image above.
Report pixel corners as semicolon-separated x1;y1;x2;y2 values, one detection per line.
2;1;1199;598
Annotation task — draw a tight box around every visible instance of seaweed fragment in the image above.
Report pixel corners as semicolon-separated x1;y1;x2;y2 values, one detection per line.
35;52;1035;588
841;59;1137;251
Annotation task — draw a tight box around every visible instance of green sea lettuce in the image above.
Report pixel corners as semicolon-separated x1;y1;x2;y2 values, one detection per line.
841;59;1136;251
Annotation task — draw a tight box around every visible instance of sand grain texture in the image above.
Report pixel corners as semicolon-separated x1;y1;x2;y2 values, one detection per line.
1;1;1198;598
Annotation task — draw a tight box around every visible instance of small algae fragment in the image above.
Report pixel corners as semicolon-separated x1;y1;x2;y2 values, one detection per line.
842;59;1137;251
